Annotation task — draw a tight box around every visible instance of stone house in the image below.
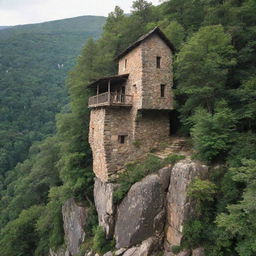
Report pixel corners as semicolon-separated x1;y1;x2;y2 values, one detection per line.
88;27;175;182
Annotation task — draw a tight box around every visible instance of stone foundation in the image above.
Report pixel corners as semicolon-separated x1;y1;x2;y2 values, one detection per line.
89;107;171;181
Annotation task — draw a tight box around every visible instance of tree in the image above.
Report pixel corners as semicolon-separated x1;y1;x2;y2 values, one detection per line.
234;76;256;131
175;25;236;124
188;178;217;215
191;101;237;162
163;21;185;49
216;159;256;256
0;206;43;256
132;0;154;23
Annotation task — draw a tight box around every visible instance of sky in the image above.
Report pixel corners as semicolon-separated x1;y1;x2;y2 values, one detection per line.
0;0;160;26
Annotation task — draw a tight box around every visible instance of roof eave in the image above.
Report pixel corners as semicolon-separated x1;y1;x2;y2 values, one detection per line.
115;27;176;60
87;73;129;88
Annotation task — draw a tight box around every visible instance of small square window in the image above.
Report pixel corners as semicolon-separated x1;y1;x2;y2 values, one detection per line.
156;56;161;68
118;135;127;144
160;84;166;97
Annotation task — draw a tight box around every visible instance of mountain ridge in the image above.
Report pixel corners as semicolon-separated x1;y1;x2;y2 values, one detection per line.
0;26;10;30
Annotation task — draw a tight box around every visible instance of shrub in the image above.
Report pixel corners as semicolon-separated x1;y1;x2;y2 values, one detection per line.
182;220;205;248
92;226;115;254
113;154;185;204
162;154;185;166
172;245;182;254
188;178;217;216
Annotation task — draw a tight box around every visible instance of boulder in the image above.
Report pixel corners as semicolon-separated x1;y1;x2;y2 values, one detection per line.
94;177;116;238
192;247;204;256
178;250;191;256
102;252;113;256
114;174;165;248
84;251;94;256
138;236;159;255
163;249;191;256
158;166;172;191
49;247;70;256
115;248;127;255
121;237;159;256
122;247;138;256
62;198;88;256
165;160;208;246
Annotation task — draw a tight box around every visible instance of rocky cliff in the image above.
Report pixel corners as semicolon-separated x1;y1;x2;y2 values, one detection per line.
52;159;208;256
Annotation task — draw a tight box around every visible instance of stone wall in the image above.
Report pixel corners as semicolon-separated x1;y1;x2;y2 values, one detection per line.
141;34;173;110
89;108;108;181
118;45;143;110
89;107;171;181
134;110;170;154
104;108;133;174
118;33;173;111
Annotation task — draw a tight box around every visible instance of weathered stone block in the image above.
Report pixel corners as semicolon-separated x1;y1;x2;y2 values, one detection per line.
94;177;116;238
165;160;208;247
192;247;204;256
62;198;87;256
114;174;165;248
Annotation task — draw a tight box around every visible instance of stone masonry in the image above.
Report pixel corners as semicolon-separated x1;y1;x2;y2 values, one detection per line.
88;27;175;181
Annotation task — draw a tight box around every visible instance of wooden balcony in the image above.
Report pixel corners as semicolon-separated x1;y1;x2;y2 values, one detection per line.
88;92;133;108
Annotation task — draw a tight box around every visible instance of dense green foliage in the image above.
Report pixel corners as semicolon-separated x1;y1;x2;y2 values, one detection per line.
92;226;115;254
0;16;105;175
1;0;256;255
191;102;237;162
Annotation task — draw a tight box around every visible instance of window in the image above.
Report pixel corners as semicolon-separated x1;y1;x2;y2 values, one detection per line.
118;135;127;144
125;59;127;69
156;56;161;68
160;84;166;97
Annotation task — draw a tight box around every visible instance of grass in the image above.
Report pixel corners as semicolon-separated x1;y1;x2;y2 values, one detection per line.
113;154;185;204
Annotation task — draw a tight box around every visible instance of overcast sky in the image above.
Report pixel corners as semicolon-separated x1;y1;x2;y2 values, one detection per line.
0;0;160;26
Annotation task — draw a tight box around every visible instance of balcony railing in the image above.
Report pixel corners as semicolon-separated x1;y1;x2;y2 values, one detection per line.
88;92;133;108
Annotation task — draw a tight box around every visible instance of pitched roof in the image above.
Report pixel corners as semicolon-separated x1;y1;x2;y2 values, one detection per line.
116;27;175;60
87;73;129;88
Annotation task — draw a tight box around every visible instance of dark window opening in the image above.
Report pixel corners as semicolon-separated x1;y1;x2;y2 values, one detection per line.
125;59;127;69
156;56;161;68
118;135;127;144
160;84;166;97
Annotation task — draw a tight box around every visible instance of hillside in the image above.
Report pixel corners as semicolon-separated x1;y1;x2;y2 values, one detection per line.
0;26;10;30
0;15;106;175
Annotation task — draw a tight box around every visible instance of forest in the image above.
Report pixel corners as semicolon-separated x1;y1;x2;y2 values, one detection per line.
0;0;256;255
0;15;106;176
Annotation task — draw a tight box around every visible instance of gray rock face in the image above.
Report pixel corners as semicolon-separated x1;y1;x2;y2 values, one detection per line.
164;249;191;256
121;236;159;256
192;247;204;256
115;248;127;255
94;177;116;238
114;174;165;248
158;166;172;191
62;198;87;256
102;252;113;256
165;160;208;246
49;248;70;256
